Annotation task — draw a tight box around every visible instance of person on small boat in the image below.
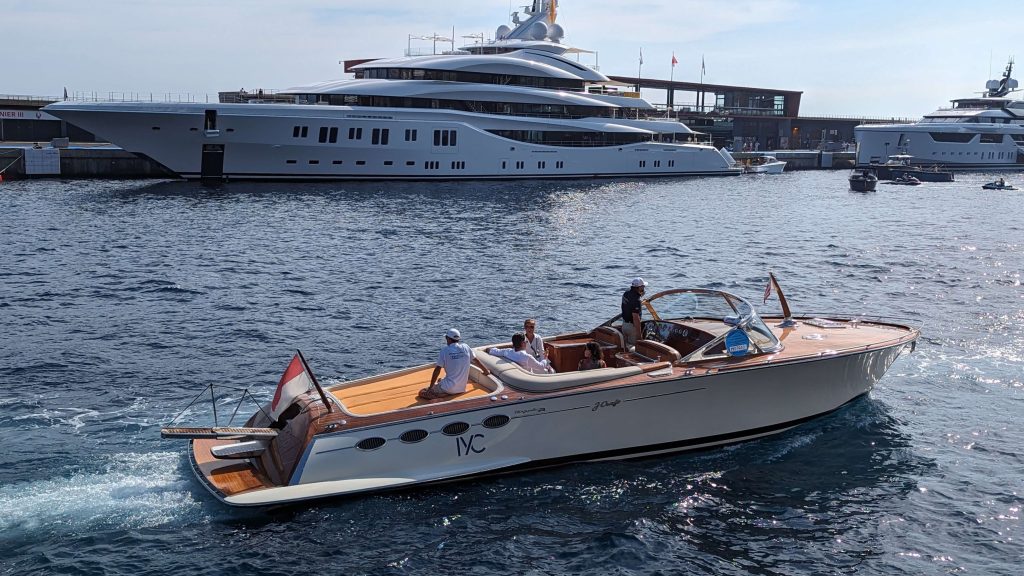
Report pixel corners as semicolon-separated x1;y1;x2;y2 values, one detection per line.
998;177;1006;187
621;277;648;349
578;341;607;371
523;318;546;361
419;328;487;400
487;333;555;374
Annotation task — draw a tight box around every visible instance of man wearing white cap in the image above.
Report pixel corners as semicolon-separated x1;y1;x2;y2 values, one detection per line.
419;328;487;400
621;277;649;349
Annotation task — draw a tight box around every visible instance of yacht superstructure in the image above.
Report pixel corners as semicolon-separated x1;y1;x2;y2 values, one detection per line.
44;1;741;181
855;59;1024;169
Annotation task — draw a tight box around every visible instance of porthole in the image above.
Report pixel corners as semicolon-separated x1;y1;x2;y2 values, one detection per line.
356;437;386;451
482;415;510;429
442;422;470;436
400;429;428;443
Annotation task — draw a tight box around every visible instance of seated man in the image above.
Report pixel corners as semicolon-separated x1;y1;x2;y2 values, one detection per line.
488;333;555;374
419;328;489;400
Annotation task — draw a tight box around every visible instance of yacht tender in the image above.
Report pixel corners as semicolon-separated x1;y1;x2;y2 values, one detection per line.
163;276;919;507
44;1;741;181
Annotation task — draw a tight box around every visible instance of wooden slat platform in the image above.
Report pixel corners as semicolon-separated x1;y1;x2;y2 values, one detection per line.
332;365;491;415
193;438;274;496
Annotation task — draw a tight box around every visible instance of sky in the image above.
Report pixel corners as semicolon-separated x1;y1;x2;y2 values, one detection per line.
4;0;1021;118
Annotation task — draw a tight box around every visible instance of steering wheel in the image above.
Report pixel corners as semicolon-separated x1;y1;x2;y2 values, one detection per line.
641;321;662;342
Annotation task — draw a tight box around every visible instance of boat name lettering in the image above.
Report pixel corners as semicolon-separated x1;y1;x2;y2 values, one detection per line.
514;407;546;415
592;399;621;412
456;433;486;457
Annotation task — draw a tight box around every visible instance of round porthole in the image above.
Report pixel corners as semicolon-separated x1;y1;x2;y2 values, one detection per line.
356;437;386;451
400;429;428;443
442;422;470;436
482;415;510;429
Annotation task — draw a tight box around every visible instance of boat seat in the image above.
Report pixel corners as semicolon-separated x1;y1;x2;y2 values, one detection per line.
634;339;682;363
474;348;648;392
593;326;625;353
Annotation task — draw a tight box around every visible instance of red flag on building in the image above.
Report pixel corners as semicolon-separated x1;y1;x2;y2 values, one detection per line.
671;53;678;67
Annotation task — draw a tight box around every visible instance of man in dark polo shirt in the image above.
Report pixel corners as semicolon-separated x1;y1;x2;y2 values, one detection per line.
621;277;648;349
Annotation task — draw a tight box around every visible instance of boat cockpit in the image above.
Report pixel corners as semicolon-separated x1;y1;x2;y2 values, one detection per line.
608;288;783;363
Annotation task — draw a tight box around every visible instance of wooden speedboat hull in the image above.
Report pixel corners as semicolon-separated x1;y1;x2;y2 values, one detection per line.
189;320;915;506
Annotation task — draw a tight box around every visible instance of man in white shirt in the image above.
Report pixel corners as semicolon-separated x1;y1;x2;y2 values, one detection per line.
419;328;488;400
488;333;555;374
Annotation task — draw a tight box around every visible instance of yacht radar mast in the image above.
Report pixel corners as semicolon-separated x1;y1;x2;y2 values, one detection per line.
984;58;1019;98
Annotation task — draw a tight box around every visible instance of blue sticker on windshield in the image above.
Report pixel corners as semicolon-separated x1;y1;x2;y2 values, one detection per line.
725;329;750;357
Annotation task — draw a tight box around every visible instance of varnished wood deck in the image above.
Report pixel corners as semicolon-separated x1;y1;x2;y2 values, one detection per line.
193;438;273;497
331;365;492;416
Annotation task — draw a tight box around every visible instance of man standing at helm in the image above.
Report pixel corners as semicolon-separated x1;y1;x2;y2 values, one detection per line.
621;277;648;349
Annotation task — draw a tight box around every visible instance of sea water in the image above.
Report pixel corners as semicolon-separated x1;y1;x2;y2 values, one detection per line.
0;172;1021;575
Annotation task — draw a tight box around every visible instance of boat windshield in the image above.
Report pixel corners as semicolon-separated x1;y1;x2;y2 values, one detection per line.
643;289;747;321
637;288;783;359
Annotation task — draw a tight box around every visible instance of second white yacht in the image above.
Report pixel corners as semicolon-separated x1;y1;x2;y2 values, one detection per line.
855;59;1024;169
45;1;741;181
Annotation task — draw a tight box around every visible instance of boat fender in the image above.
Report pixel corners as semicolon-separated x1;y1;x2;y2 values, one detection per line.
725;329;750;357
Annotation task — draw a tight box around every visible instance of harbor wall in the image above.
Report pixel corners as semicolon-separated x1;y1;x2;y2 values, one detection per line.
0;146;176;179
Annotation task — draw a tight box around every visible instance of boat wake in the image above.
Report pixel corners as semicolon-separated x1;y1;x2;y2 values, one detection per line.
0;451;205;535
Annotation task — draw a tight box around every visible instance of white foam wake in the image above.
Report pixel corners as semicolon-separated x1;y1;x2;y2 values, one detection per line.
0;451;206;533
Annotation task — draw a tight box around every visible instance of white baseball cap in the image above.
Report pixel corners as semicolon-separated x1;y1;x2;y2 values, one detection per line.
445;328;461;341
631;277;649;287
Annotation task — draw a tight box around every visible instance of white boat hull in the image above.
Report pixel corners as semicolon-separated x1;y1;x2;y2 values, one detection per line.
205;343;907;506
855;123;1024;169
46;102;742;180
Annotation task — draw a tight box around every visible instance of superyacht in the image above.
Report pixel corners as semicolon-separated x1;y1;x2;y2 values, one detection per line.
45;1;740;181
855;59;1024;169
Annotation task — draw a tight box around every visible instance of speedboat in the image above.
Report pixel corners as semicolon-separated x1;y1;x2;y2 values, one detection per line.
855;58;1024;170
163;276;919;507
849;169;878;192
43;1;741;182
886;174;921;186
982;180;1018;190
744;155;787;174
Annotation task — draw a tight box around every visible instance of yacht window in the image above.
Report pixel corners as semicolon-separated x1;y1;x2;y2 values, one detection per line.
349;127;362;140
980;134;1003;144
372;128;380;145
301;126;308;138
292;126;301;138
319;127;328;143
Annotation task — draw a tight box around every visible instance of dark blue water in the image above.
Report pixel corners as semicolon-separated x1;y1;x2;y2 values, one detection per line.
0;172;1021;575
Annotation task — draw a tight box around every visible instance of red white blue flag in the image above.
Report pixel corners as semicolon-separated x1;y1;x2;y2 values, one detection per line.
270;354;312;419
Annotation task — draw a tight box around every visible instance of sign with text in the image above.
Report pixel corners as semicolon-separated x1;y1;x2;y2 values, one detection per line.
0;109;59;121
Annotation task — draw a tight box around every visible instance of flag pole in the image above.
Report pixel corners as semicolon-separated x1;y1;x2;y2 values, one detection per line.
637;47;643;119
669;52;675;114
296;349;334;413
699;54;705;113
769;272;796;327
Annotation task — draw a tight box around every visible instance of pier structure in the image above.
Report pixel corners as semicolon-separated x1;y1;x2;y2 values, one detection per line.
608;75;912;152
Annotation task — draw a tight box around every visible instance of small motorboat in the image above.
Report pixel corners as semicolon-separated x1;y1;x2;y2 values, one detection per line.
162;275;918;507
891;165;954;182
886;174;922;186
849;169;878;192
744;155;787;174
982;179;1018;190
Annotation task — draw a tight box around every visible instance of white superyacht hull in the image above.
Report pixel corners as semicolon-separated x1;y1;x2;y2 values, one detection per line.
47;102;742;180
855;123;1024;169
204;343;907;507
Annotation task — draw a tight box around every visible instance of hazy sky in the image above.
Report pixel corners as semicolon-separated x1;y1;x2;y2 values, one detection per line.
6;0;1020;118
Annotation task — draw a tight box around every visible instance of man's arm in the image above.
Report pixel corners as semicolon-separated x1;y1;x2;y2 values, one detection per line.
429;365;442;387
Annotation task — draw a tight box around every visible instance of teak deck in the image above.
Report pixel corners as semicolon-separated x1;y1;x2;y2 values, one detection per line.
332;365;491;415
